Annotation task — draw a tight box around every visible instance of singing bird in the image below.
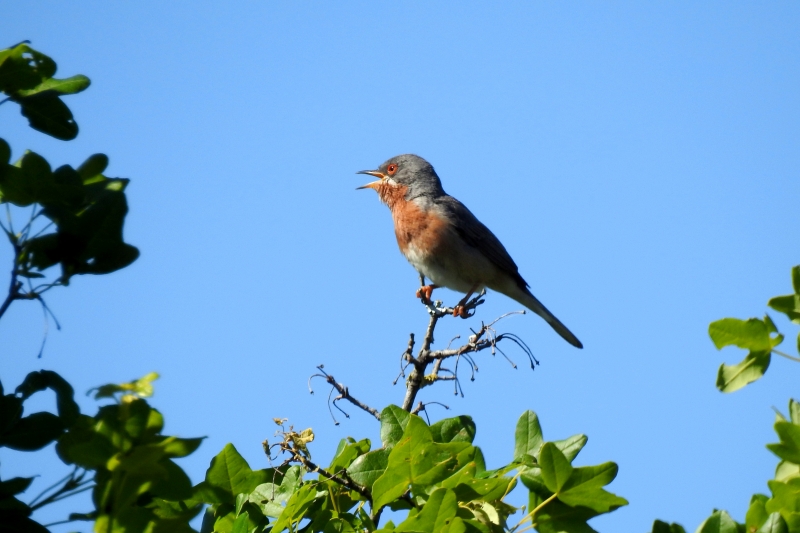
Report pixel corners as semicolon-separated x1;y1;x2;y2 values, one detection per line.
357;154;582;349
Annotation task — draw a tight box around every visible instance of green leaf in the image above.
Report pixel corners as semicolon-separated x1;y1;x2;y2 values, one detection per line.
15;370;80;426
766;478;800;516
746;494;770;532
0;44;55;93
775;461;800;482
55;414;117;468
716;350;771;393
768;295;800;325
709;317;782;351
271;483;322;533
91;372;159;400
514;411;544;461
552;434;588;463
324;517;358;533
395;488;458;533
231;511;250;533
16;74;90;97
441;463;514;503
768;422;800;464
372;415;470;509
0;44;88;140
0;412;64;451
77;153;109;182
0;476;34;497
430;416;477;444
159;436;205;458
650;520;687;533
789;399;800;426
347;448;390;489
558;462;627;513
380;405;411;448
695;510;740;533
768;266;800;324
329;438;371;472
756;512;788;533
529;496;599;533
17;92;79;140
203;443;259;504
539;443;573;493
247;466;303;518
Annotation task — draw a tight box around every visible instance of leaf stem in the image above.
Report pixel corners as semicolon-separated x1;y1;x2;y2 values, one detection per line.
772;349;800;363
511;493;558;533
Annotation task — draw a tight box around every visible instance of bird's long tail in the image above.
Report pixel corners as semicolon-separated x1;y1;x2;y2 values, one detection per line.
504;285;583;349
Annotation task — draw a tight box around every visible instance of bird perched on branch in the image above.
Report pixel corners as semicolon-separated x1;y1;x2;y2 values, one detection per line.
357;154;582;349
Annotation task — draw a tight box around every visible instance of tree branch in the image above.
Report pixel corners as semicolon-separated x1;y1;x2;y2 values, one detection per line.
309;366;380;421
401;294;532;411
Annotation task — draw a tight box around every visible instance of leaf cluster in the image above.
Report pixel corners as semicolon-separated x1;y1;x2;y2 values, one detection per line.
0;42;90;140
650;266;800;532
0;143;140;285
651;399;800;533
194;406;625;533
709;265;800;392
0;371;80;532
0;371;205;533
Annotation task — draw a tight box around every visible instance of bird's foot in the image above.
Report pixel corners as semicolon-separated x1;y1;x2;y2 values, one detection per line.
416;284;437;304
452;305;475;319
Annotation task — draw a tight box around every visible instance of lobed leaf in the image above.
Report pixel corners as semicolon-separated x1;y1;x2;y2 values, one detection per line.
539;443;573;493
513;410;544;462
372;415;470;509
768;422;800;464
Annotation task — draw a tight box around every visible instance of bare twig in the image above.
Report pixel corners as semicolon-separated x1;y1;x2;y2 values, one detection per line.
401;297;530;411
309;366;380;421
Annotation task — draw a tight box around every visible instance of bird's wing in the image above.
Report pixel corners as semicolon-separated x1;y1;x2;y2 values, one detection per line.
435;195;529;289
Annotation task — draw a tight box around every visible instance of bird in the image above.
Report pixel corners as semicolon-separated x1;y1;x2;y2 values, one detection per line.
357;154;582;349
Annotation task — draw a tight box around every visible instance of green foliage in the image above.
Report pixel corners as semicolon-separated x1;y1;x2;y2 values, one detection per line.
709;265;800;392
0;42;90;140
0;371;82;532
194;407;625;533
0;372;204;533
650;399;800;531
0;143;139;285
648;265;800;532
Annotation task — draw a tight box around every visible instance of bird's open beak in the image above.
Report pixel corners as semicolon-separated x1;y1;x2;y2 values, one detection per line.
356;170;385;190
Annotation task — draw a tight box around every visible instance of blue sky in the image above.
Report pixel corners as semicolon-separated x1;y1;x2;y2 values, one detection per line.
2;2;799;531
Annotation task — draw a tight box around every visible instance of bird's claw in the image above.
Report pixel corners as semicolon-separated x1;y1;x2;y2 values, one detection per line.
452;305;474;319
416;284;436;304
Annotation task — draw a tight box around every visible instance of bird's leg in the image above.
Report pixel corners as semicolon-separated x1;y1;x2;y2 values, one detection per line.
453;284;480;319
416;284;438;304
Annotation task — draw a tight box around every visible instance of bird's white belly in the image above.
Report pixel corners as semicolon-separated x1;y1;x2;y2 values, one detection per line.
403;243;488;294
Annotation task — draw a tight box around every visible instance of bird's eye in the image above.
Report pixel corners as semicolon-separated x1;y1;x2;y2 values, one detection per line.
387;164;398;176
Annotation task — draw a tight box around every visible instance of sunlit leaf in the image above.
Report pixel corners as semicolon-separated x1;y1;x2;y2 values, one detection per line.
716;351;770;393
513;410;543;461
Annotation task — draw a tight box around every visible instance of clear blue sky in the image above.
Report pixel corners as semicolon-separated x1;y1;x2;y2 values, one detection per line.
2;2;799;531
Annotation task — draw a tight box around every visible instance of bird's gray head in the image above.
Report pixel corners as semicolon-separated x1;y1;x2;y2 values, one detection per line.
357;154;445;200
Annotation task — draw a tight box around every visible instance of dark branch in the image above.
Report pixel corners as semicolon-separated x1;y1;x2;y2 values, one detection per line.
309;366;380;421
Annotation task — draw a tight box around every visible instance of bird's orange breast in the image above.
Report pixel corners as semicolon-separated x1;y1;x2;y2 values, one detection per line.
372;182;447;257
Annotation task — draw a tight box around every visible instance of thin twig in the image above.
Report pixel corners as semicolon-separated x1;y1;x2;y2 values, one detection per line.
309;366;380;421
